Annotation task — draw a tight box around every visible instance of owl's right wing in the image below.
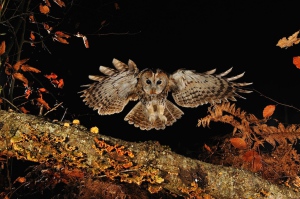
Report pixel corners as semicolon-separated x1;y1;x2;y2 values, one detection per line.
80;58;139;115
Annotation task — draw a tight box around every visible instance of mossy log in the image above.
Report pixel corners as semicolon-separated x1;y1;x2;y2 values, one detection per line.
0;110;299;198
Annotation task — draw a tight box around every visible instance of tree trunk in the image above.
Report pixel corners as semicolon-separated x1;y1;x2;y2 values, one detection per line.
0;110;299;198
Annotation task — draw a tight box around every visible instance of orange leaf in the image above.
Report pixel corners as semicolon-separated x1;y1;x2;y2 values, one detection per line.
55;31;70;38
0;40;5;56
203;144;212;153
263;105;276;118
13;58;29;71
242;150;262;172
53;0;65;7
75;33;89;48
39;4;50;14
19;106;30;114
14;177;26;184
45;72;58;79
39;88;48;93
36;97;50;110
43;23;53;33
21;64;41;73
43;0;51;7
53;36;69;44
29;15;36;23
30;31;35;41
293;56;300;69
58;78;64;88
230;138;247;149
13;73;28;85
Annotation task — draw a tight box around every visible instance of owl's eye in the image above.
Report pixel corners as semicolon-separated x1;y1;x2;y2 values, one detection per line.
156;80;162;85
146;79;151;84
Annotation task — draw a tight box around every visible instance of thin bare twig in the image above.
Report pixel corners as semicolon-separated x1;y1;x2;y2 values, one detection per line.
44;102;63;116
253;89;300;112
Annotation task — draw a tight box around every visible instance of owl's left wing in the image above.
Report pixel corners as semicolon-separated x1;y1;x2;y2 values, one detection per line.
169;68;252;108
80;58;139;115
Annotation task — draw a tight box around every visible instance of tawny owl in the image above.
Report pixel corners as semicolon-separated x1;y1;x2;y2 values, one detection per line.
80;58;252;130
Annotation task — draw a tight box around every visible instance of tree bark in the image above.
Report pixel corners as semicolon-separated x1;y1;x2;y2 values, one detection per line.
0;110;299;199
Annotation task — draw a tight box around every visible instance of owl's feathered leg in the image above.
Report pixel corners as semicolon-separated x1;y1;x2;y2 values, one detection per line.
124;100;184;130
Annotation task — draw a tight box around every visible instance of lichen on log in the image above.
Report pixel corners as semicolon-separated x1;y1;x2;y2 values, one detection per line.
0;110;299;198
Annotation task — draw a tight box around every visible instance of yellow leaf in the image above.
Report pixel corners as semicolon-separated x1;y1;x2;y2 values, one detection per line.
263;105;276;118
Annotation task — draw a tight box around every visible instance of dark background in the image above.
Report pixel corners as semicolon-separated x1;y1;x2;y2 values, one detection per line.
20;0;300;156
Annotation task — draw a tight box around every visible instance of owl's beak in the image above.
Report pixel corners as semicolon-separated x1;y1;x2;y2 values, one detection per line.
150;89;156;94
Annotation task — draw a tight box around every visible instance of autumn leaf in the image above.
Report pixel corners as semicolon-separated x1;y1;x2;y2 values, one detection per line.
53;0;65;7
203;144;212;153
5;63;12;75
263;105;276;118
75;33;89;48
13;58;29;71
293;56;300;69
276;30;300;48
57;78;64;88
242;150;262;172
38;88;48;93
45;72;58;79
39;4;50;14
13;73;28;86
43;0;51;7
55;31;70;38
30;31;35;41
36;97;50;110
0;40;5;56
29;15;36;23
43;23;53;33
19;106;30;114
21;64;41;73
24;87;32;99
13;177;26;184
53;36;69;44
230;138;247;149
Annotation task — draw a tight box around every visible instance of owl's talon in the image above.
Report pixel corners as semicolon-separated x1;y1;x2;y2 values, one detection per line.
158;114;167;123
149;114;156;124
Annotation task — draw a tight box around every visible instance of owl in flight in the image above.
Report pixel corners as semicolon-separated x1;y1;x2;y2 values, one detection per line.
80;58;252;130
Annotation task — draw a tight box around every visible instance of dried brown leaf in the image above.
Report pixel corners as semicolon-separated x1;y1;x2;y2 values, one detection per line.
276;30;300;48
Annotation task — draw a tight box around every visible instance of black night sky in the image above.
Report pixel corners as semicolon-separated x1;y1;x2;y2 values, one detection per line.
18;0;300;155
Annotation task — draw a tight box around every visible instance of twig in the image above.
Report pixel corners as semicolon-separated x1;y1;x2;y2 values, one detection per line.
0;97;22;113
253;89;300;112
44;102;63;116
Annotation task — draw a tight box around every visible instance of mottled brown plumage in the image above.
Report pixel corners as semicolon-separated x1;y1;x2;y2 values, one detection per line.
80;58;252;130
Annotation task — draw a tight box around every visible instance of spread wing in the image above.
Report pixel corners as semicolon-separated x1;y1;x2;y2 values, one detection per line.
169;67;252;108
79;58;139;115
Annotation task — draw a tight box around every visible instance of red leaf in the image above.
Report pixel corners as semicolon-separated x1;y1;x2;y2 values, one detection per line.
263;105;276;118
293;56;300;69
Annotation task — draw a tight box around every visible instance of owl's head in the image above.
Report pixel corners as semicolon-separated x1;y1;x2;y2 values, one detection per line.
139;69;169;95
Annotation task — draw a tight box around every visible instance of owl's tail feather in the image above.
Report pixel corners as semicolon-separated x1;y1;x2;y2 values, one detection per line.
124;100;184;130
